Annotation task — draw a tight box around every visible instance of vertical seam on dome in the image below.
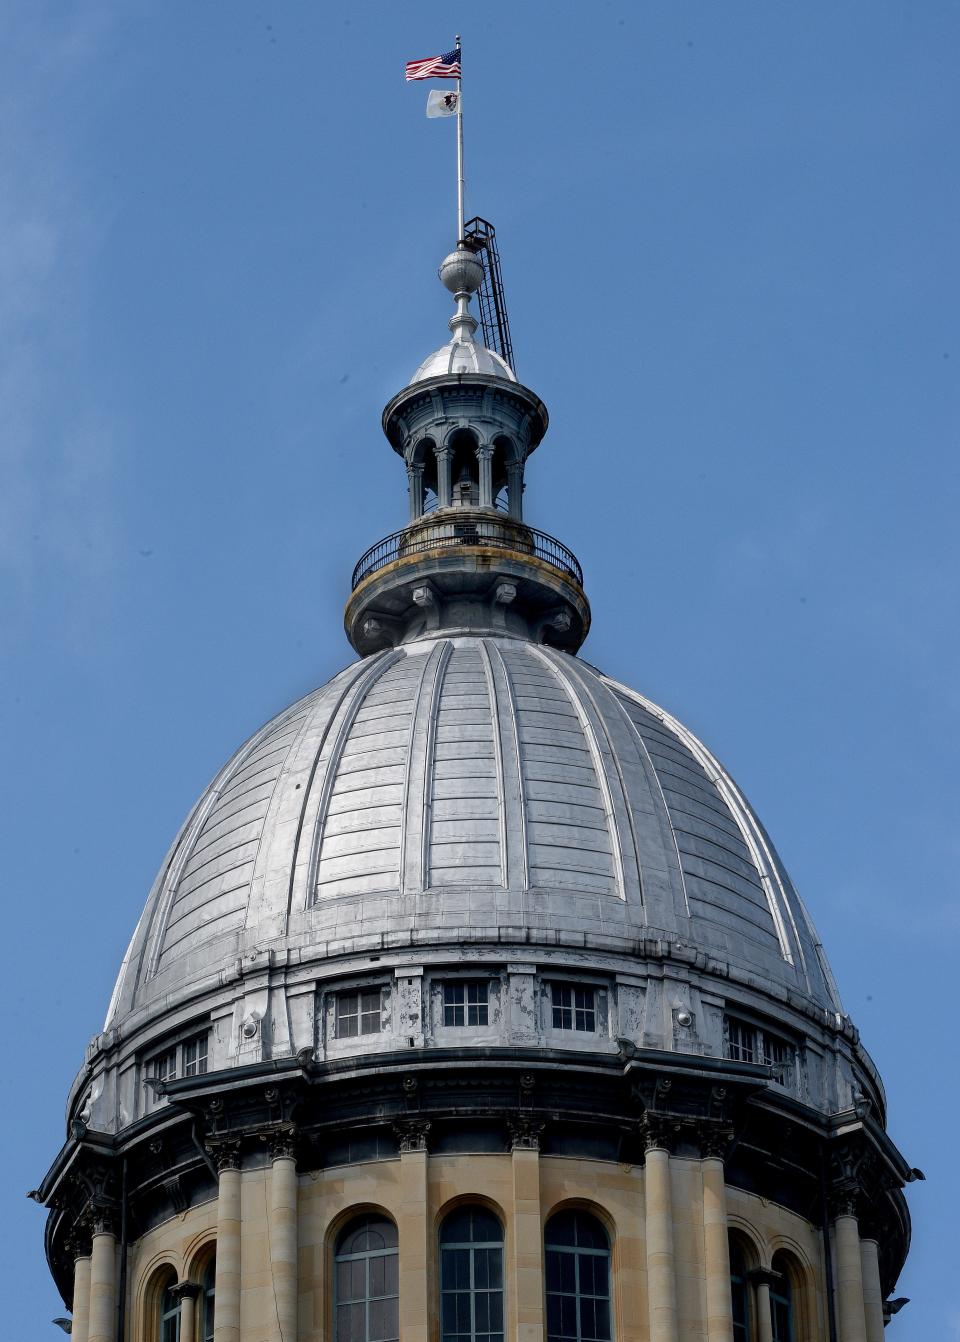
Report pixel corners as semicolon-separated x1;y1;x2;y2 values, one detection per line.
527;646;627;902
610;696;693;921
487;640;529;890
140;697;310;987
407;640;451;893
545;653;646;908
477;639;509;890
298;650;404;910
614;683;802;973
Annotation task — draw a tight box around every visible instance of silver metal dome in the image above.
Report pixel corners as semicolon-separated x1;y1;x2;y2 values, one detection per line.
410;338;516;383
106;633;841;1038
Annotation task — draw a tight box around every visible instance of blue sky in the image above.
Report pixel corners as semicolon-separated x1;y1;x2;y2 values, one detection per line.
2;2;957;1335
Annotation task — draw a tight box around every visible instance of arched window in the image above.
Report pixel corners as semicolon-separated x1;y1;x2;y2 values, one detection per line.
728;1236;750;1342
439;1205;504;1342
770;1252;795;1342
201;1256;216;1342
334;1215;399;1342
544;1209;612;1342
159;1281;181;1342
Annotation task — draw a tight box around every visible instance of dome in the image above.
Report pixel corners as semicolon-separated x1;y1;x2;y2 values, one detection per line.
107;633;841;1040
410;337;516;383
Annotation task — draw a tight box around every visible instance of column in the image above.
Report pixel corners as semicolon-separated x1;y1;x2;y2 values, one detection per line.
506;463;523;520
213;1143;243;1342
407;463;425;522
643;1127;679;1342
746;1271;775;1342
175;1283;201;1342
87;1217;118;1342
701;1153;734;1342
510;1119;545;1342
270;1131;299;1342
833;1207;868;1342
477;444;495;508
396;1120;431;1342
859;1238;885;1342
70;1237;93;1342
435;446;452;508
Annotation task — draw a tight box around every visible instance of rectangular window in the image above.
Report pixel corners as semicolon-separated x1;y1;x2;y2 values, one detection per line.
551;984;596;1033
443;981;489;1028
725;1018;756;1064
153;1047;178;1084
182;1032;209;1077
337;989;383;1039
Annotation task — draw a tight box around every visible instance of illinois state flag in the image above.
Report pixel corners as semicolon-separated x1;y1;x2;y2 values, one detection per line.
426;89;460;118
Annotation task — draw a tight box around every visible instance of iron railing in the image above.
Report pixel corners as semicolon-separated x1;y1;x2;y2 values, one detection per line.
351;521;583;590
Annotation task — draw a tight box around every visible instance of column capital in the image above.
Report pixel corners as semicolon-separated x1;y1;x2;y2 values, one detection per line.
86;1199;119;1239
208;1138;243;1173
508;1116;545;1150
697;1120;736;1161
66;1225;93;1261
268;1125;299;1163
747;1267;783;1289
171;1280;202;1302
394;1118;431;1153
639;1113;681;1154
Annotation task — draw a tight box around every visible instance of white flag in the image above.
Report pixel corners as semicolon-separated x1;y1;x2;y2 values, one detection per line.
426;89;460;118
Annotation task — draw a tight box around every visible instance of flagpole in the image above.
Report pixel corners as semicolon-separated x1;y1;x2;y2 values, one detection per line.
455;34;464;241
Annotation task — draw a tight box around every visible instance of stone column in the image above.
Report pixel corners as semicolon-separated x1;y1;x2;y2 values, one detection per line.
87;1218;118;1342
174;1282;201;1342
407;463;425;522
70;1236;93;1342
212;1143;243;1342
477;444;495;508
859;1238;885;1342
435;446;452;509
396;1120;431;1342
269;1131;299;1342
510;1119;545;1342
701;1152;734;1342
746;1270;776;1342
643;1126;679;1342
833;1207;868;1342
506;463;523;520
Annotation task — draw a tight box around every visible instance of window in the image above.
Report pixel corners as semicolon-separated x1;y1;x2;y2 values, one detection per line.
201;1257;216;1342
724;1016;794;1085
160;1283;181;1342
729;1237;750;1342
770;1253;795;1342
335;1216;399;1342
545;1210;611;1342
336;989;383;1038
443;981;489;1027
551;984;596;1033
148;1030;210;1092
439;1206;504;1342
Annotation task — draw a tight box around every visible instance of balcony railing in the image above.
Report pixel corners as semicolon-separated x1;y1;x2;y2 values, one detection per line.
351;520;584;590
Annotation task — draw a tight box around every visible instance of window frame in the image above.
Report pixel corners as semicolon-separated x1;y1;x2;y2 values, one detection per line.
335;987;386;1040
544;1209;613;1342
549;982;600;1034
442;979;491;1029
333;1214;400;1342
439;1205;505;1342
141;1025;211;1113
723;1013;796;1087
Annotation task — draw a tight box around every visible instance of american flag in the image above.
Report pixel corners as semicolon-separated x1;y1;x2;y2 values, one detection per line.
405;49;461;81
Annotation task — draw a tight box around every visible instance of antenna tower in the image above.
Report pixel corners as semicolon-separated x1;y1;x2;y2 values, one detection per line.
463;216;516;373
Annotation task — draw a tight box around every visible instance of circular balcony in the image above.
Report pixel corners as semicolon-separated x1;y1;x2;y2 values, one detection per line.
352;519;583;590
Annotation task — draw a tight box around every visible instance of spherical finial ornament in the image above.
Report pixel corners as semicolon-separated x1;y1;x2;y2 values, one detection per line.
439;248;484;295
